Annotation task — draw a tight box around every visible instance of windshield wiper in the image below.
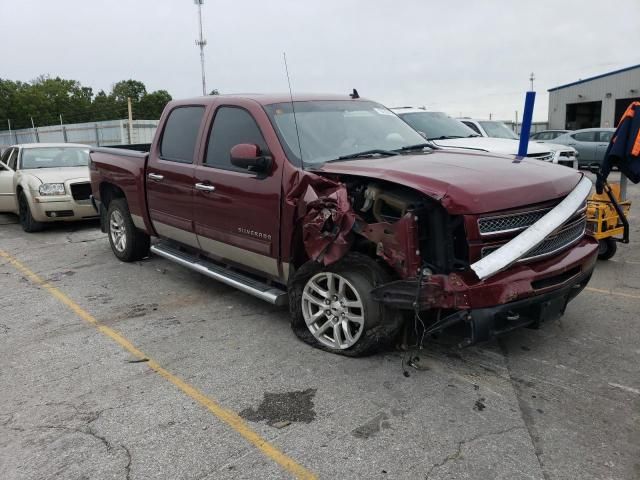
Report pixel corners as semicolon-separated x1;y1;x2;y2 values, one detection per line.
427;135;464;140
466;134;481;138
393;143;434;152
331;149;399;161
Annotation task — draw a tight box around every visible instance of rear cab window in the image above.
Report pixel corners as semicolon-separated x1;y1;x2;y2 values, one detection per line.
160;106;206;163
204;106;267;172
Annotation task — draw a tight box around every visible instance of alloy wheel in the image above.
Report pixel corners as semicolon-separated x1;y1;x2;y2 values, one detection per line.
301;272;365;350
109;210;127;253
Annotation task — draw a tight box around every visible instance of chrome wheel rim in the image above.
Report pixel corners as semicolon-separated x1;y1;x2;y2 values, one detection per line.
109;210;127;253
302;272;365;350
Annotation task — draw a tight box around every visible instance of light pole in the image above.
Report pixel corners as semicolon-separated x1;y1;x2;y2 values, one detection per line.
194;0;207;96
529;72;535;92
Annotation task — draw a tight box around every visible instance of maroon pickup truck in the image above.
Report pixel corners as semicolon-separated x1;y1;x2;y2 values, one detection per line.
89;94;598;356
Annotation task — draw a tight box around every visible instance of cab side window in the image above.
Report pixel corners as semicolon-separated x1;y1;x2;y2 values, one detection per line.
462;121;481;135
572;131;596;142
0;148;13;168
205;107;267;172
598;131;613;143
7;149;18;170
160;106;205;163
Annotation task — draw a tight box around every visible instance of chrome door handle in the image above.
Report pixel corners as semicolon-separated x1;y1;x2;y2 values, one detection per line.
195;182;216;192
148;173;164;181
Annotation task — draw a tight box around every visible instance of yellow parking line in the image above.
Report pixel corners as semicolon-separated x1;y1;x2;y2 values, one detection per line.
586;286;640;300
0;249;316;480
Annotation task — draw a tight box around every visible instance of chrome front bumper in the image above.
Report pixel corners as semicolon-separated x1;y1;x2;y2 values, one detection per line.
470;176;593;280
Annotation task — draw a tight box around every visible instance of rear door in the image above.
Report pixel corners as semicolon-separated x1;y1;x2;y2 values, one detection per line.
193;103;284;280
0;148;17;212
568;131;597;164
146;105;206;248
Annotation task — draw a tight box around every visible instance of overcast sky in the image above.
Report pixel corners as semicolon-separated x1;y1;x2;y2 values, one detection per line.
2;0;639;122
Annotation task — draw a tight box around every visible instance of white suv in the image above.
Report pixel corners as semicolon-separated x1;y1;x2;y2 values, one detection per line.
391;108;578;169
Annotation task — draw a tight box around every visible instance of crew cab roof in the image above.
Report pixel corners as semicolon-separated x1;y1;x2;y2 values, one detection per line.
169;93;367;107
9;142;89;149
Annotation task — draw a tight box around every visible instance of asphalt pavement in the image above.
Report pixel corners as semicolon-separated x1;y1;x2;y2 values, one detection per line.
0;173;638;480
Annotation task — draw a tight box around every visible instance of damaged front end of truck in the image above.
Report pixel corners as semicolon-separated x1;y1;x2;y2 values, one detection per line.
289;171;597;347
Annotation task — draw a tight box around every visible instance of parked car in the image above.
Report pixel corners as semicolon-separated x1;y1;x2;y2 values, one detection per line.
89;94;597;356
458;118;519;140
0;143;97;232
393;109;578;168
541;128;615;168
458;118;578;168
530;130;571;141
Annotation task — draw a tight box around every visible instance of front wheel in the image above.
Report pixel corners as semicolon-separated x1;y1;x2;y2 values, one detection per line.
597;237;617;260
106;199;150;262
18;191;44;233
289;253;402;356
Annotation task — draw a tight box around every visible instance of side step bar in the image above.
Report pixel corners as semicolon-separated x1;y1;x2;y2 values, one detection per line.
150;243;288;306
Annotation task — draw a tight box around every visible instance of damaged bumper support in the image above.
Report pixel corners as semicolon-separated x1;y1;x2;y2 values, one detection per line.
372;236;599;344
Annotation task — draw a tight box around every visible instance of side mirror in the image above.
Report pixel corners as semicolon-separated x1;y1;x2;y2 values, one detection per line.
230;143;272;174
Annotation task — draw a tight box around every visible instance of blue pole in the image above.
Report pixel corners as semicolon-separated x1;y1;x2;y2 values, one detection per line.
517;91;536;157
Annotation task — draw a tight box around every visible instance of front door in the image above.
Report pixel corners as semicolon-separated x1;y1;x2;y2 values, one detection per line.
595;130;614;166
0;148;17;212
146;105;206;248
193;104;284;280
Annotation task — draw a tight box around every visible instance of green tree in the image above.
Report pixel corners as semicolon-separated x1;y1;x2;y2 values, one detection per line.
1;76;172;129
111;79;147;103
137;90;172;119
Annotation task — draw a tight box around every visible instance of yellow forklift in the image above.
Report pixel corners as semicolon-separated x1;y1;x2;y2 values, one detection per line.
587;171;630;260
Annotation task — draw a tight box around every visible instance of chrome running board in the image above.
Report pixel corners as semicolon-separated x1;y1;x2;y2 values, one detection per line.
150;243;288;306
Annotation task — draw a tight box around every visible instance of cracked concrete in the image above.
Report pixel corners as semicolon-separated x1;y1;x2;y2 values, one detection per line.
1;173;639;479
424;426;526;479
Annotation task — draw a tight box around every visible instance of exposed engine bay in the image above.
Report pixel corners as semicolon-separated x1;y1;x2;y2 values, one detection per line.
293;174;469;280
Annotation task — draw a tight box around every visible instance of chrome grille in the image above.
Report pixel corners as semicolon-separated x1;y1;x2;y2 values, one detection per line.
70;182;92;201
481;216;586;262
478;208;552;236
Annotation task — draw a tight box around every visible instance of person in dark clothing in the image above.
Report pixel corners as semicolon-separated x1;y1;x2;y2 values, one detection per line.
597;101;640;193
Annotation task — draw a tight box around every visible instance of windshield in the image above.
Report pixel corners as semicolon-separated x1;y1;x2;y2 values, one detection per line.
264;101;427;166
21;147;89;170
479;121;519;140
398;112;478;140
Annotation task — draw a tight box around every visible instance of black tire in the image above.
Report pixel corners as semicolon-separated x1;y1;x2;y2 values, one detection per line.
289;253;402;357
106;198;150;262
18;191;45;233
597;238;617;260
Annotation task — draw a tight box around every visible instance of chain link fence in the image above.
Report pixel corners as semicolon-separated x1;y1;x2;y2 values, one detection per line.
0;119;159;149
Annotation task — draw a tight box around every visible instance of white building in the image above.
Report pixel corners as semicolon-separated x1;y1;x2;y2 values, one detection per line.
548;64;640;130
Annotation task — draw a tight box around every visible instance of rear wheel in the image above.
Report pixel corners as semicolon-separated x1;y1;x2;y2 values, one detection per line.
18;191;44;233
106;199;150;262
597;237;617;260
289;253;402;356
